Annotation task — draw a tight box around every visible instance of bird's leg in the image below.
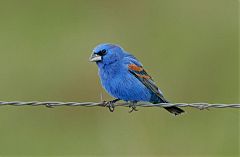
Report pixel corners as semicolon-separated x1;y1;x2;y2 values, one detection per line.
129;101;138;113
105;99;120;112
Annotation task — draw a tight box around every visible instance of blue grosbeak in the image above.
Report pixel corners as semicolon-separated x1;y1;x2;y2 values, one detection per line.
90;43;184;115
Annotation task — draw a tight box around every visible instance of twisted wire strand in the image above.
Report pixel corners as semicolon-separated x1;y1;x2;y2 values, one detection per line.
0;101;239;110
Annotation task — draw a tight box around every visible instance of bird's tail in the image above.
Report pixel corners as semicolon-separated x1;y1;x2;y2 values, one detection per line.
164;106;184;116
154;97;184;115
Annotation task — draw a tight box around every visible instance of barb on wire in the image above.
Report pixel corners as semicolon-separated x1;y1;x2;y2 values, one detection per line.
0;101;239;111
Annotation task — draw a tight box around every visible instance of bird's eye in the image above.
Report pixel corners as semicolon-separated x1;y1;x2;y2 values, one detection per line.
98;49;107;56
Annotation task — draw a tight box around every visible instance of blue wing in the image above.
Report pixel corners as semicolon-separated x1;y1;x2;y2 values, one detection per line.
125;55;168;103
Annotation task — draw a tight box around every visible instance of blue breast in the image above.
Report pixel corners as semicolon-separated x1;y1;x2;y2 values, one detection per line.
98;62;154;102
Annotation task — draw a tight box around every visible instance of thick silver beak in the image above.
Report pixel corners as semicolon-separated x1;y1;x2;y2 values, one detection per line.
89;54;102;62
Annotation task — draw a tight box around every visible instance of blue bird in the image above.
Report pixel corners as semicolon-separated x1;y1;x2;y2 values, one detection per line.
90;43;184;115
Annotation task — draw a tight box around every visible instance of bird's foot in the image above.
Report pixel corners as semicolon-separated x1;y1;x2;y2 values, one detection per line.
105;99;120;112
129;101;138;113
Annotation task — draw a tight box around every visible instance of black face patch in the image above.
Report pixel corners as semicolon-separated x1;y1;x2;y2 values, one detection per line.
97;49;107;56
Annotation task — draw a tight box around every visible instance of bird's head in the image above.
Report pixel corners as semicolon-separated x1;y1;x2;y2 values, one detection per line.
90;43;126;65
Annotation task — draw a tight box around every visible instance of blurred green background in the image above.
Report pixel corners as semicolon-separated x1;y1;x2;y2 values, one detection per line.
0;0;239;156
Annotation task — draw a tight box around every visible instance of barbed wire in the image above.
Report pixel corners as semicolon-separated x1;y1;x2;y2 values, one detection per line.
0;101;239;111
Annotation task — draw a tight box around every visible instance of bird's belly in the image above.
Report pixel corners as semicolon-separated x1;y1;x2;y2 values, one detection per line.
101;72;152;102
